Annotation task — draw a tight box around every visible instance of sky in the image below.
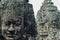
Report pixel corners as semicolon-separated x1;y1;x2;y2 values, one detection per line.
29;0;60;17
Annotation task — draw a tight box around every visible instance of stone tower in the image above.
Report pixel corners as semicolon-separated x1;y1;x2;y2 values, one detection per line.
0;0;37;40
36;0;60;40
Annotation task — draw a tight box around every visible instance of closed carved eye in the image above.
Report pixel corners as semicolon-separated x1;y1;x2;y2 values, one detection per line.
5;21;11;26
15;22;21;26
15;19;22;26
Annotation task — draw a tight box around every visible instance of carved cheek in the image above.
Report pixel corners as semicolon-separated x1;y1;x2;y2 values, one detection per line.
14;26;21;31
2;26;8;30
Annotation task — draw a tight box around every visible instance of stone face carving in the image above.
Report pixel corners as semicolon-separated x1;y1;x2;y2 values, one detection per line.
1;0;24;40
0;0;37;40
36;0;60;40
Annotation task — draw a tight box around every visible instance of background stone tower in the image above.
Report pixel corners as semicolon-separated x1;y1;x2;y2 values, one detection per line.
36;0;60;40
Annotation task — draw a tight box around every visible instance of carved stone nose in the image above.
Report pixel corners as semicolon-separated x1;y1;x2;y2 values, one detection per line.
8;24;15;33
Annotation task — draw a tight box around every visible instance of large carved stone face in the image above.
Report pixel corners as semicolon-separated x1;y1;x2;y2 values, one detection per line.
2;17;23;40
